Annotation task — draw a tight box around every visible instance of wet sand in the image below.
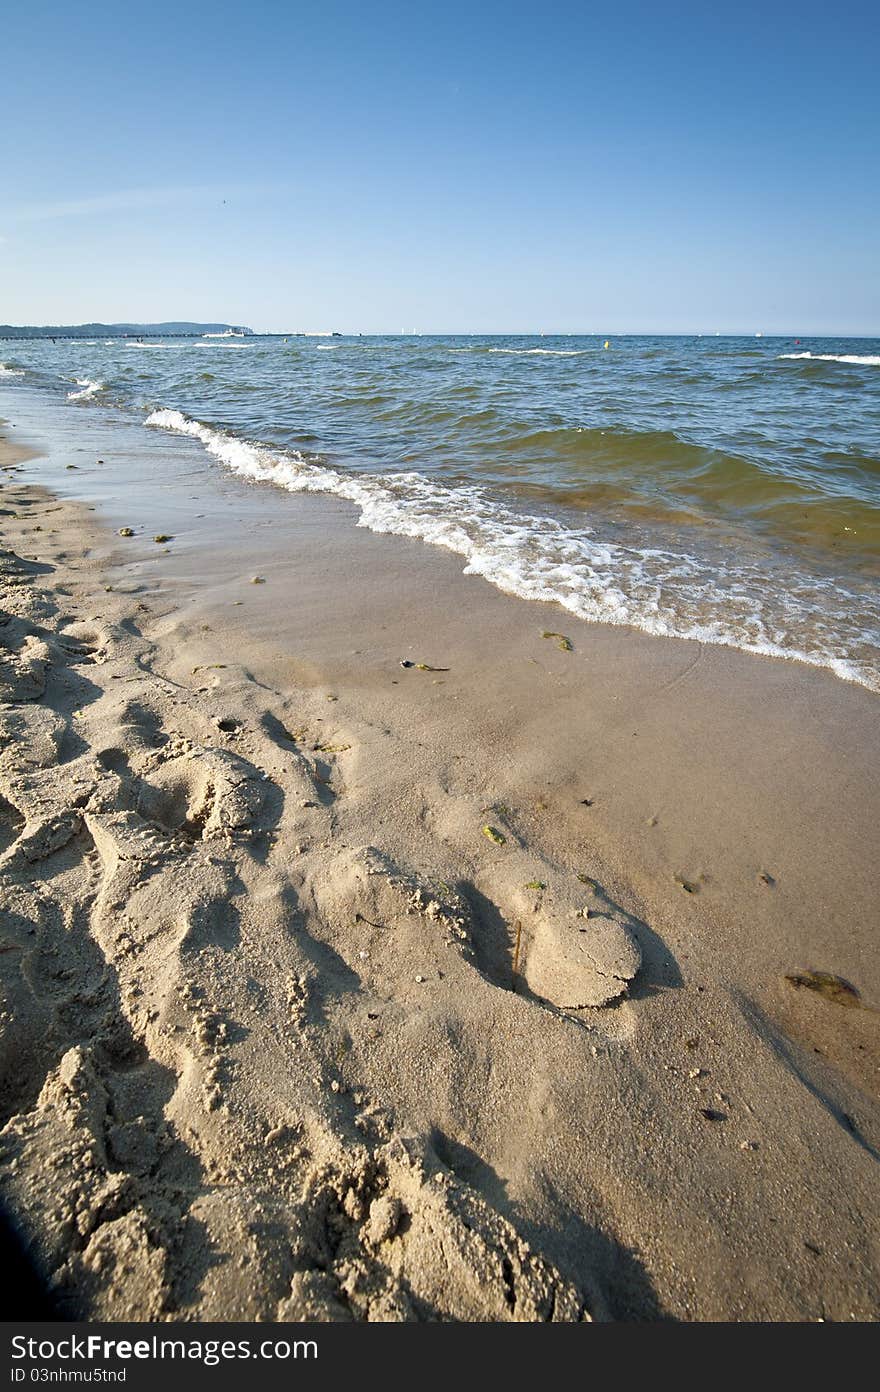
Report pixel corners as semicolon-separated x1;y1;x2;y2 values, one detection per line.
1;409;878;1321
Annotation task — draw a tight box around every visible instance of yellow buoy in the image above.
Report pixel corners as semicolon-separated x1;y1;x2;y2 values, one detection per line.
603;340;610;349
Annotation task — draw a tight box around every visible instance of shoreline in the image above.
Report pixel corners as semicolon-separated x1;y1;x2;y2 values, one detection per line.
1;416;879;1320
4;364;878;697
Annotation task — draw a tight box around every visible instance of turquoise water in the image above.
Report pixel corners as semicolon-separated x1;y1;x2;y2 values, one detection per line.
2;333;879;688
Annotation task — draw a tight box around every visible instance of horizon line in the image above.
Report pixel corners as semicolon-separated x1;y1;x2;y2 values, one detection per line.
2;325;879;339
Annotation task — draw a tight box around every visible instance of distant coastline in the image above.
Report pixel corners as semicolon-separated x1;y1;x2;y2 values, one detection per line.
0;321;252;340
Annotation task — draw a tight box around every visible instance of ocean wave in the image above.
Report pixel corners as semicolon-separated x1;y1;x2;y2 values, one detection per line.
67;377;105;401
489;348;589;357
778;352;880;366
0;363;24;377
145;407;879;692
447;347;589;357
124;341;253;352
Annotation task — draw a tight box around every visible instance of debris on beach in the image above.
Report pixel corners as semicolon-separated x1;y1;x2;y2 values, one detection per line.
153;533;172;543
676;875;699;894
118;527;134;537
482;825;506;845
250;575;266;584
541;631;573;651
784;971;861;1008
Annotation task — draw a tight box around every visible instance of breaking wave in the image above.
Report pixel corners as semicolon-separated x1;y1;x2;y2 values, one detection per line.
144;407;879;691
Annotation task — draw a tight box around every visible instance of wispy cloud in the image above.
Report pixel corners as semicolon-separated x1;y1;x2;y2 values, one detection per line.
4;184;263;222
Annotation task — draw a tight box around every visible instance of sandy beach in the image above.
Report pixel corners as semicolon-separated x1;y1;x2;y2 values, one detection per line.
1;415;878;1322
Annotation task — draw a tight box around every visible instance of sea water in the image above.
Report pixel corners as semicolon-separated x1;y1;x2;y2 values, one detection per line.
2;333;878;689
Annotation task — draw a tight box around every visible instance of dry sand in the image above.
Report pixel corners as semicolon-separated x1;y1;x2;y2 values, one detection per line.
1;419;878;1322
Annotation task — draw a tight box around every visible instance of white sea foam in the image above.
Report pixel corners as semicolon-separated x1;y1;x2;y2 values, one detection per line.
0;363;24;377
125;341;252;351
447;347;588;357
145;407;879;692
778;352;880;366
67;377;105;401
487;348;589;357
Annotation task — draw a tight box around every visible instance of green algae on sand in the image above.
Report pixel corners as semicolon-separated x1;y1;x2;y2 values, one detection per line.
542;631;573;651
784;971;861;1008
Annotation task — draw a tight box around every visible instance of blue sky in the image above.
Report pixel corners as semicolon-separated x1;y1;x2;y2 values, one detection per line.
2;1;878;333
